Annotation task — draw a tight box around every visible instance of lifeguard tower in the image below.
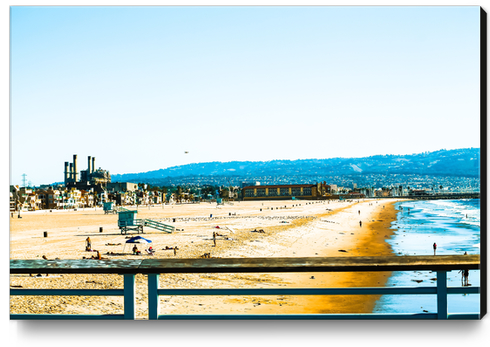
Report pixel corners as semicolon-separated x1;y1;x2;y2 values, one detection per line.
103;202;117;214
118;210;144;234
117;209;175;235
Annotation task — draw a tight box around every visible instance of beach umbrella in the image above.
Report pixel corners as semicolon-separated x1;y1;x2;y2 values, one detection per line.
125;236;152;244
123;236;152;253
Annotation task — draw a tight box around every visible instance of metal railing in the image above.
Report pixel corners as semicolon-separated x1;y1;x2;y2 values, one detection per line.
10;255;481;320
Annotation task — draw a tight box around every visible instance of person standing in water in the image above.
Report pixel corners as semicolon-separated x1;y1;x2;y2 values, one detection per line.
433;242;437;255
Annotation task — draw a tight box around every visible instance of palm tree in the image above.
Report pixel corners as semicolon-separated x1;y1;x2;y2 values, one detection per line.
176;186;183;203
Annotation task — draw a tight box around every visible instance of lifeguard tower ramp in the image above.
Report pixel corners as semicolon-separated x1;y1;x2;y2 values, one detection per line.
117;210;175;235
143;219;175;233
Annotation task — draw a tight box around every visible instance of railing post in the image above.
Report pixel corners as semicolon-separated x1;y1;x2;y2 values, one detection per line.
436;270;448;320
148;274;160;320
123;274;136;320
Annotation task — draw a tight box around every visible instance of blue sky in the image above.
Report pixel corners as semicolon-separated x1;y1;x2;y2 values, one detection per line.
9;6;481;186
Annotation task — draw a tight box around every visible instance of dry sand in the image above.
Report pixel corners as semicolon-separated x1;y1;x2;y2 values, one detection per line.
10;198;403;318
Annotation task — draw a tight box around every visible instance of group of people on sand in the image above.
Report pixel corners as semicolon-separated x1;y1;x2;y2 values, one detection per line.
131;245;156;255
87;236;179;257
163;246;178;255
81;251;105;260
84;237;105;259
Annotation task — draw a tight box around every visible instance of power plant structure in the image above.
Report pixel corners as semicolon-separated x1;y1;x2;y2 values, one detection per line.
64;154;111;192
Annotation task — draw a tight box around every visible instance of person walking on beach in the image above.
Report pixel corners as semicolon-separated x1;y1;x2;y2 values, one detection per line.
359;220;362;227
213;232;216;247
460;252;469;286
433;243;437;255
86;237;92;251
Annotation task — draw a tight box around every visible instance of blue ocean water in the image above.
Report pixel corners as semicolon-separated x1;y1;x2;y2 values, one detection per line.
373;199;480;314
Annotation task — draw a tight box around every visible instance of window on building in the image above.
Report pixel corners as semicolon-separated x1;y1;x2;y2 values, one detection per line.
256;188;266;197
291;187;302;196
280;188;290;196
303;187;312;196
244;189;255;197
268;188;278;196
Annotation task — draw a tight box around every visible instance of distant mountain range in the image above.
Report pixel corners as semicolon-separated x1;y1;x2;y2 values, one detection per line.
112;148;480;185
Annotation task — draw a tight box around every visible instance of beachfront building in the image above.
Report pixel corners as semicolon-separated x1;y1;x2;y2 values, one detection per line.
347;191;366;199
36;187;63;210
97;190;109;206
10;191;16;212
107;182;138;193
10;185;20;211
409;189;432;197
114;191;136;206
80;190;95;208
148;190;163;204
10;186;43;211
375;188;391;197
241;183;320;200
135;190;150;205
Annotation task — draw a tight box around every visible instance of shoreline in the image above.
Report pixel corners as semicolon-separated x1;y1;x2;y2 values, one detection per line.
10;199;402;317
242;200;399;315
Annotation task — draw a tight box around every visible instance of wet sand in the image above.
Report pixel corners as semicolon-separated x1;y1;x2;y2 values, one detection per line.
10;198;401;318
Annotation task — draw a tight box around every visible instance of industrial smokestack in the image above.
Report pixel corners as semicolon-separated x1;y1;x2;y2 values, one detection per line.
92;157;95;173
88;156;92;175
73;154;78;182
69;163;73;181
64;162;69;183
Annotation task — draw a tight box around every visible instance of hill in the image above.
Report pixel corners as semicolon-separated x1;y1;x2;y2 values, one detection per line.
111;148;480;186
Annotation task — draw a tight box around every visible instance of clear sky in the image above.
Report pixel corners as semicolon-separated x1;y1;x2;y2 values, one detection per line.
9;5;481;186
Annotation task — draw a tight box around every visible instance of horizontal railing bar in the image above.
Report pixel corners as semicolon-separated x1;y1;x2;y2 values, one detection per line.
10;314;125;320
9;312;480;321
10;289;124;296
10;255;480;275
447;287;480;294
155;313;480;320
447;313;481;319
9;287;478;297
155;286;478;296
155;313;441;320
156;287;437;296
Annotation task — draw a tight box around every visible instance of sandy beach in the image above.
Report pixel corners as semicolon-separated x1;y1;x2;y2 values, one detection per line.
10;198;402;318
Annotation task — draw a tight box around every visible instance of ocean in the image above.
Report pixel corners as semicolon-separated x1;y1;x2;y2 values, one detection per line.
373;199;481;314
